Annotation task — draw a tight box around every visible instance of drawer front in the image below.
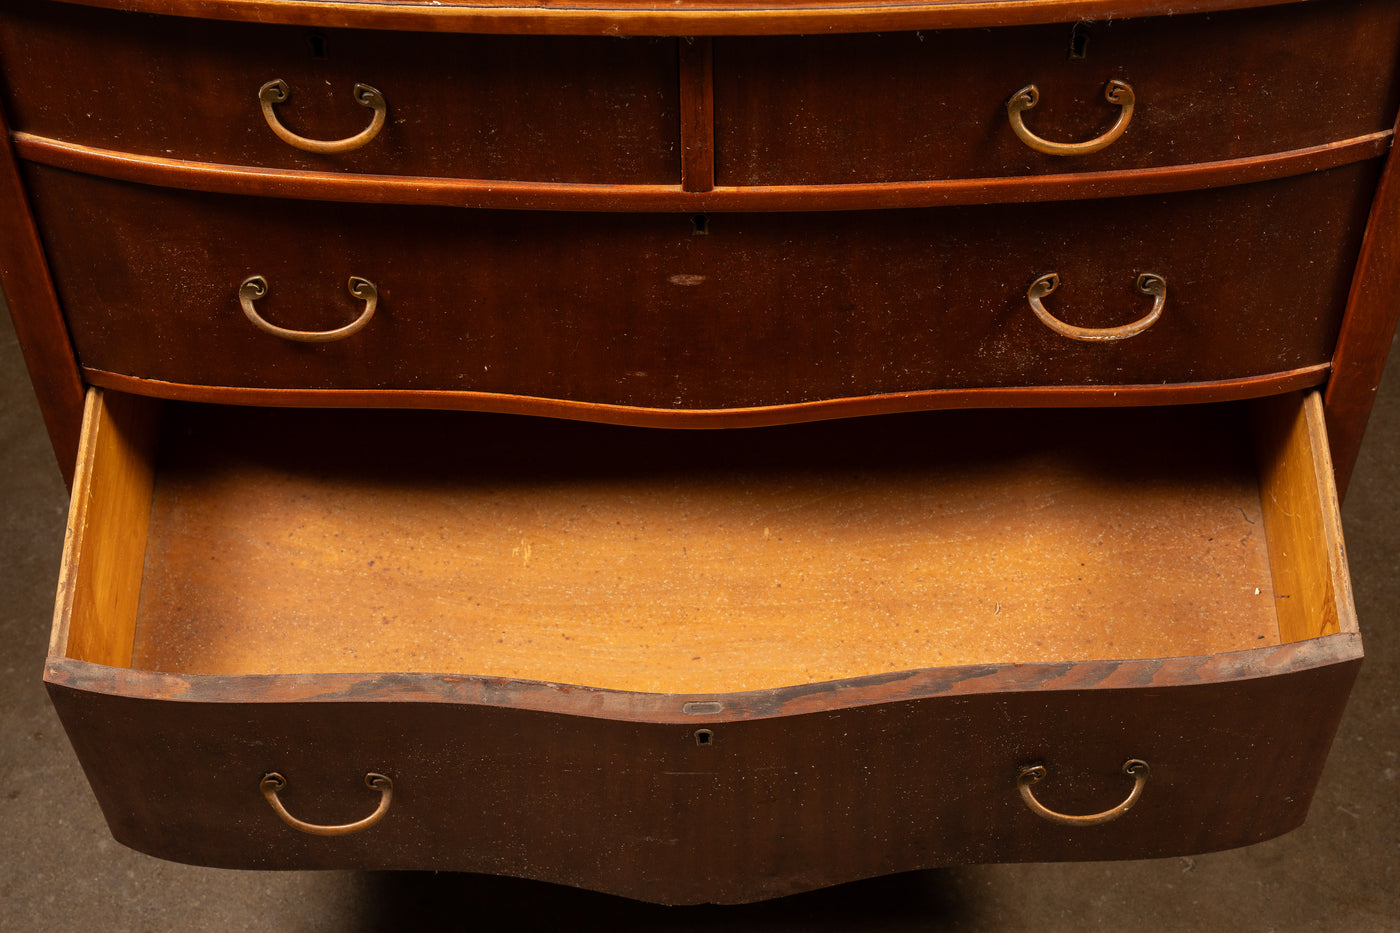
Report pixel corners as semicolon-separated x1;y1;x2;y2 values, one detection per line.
715;0;1400;185
0;1;681;184
47;650;1359;905
29;163;1377;411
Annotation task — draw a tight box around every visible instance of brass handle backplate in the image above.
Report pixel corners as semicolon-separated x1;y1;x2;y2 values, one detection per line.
1027;272;1165;342
239;274;378;343
258;79;387;154
1017;759;1150;826
260;771;393;836
1007;80;1135;156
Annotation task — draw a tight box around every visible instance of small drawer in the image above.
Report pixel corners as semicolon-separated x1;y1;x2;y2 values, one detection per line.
25;160;1379;416
46;389;1359;903
714;0;1400;185
0;0;680;184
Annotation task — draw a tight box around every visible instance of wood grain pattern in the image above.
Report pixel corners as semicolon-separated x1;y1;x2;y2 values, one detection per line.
12;131;1390;212
0;105;83;484
125;403;1278;692
1325;111;1400;501
8;0;1390;900
45;642;1360;903
714;2;1400;185
83;364;1334;428
1252;392;1357;642
0;2;682;184
25;163;1378;414
34;0;1327;36
678;37;715;193
53;390;159;668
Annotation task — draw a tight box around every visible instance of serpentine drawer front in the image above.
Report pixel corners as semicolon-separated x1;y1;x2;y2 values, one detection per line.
45;389;1359;904
23;162;1378;411
3;0;1398;908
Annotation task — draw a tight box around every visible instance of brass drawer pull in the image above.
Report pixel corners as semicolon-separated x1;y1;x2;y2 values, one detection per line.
258;79;387;154
239;275;378;343
1027;272;1166;342
1007;80;1135;156
1017;759;1150;826
260;771;394;836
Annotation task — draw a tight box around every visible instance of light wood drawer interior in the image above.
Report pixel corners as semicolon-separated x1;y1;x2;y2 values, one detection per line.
53;389;1354;694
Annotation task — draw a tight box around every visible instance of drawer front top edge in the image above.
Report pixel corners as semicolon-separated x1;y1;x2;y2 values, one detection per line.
43;632;1365;725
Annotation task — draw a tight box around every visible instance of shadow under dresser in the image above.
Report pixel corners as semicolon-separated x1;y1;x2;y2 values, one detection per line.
2;0;1399;905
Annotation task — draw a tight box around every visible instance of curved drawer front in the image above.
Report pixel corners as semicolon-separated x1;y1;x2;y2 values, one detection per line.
28;163;1377;413
0;1;681;184
46;653;1360;905
716;0;1400;185
43;390;1361;904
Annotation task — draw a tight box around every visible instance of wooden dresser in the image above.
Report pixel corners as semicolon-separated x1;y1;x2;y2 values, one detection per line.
3;0;1398;905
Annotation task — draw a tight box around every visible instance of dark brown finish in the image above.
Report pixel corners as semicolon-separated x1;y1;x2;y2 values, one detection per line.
24;163;1379;414
3;0;1398;905
0;2;682;184
46;649;1360;904
83;365;1334;429
713;1;1400;185
41;392;1362;903
0;108;82;484
13;130;1390;213
35;0;1328;36
679;36;715;193
1326;114;1400;500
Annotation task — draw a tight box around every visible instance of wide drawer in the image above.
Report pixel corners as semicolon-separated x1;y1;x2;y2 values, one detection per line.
0;0;681;184
715;0;1400;185
47;388;1360;903
26;161;1380;418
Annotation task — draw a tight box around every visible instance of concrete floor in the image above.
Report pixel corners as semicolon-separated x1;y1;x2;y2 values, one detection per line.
1;303;1396;932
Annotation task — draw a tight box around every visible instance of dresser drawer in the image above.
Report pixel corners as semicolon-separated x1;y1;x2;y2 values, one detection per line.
46;388;1359;903
715;0;1400;185
27;161;1377;415
0;0;680;184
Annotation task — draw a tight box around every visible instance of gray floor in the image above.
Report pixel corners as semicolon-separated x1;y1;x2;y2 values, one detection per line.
1;302;1396;932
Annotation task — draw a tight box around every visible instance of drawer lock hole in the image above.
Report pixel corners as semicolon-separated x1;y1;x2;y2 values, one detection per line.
1069;24;1090;60
694;729;715;747
307;34;328;60
691;213;710;236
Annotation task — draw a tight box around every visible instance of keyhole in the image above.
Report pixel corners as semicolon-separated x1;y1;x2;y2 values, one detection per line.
1069;23;1090;60
691;213;709;236
308;33;328;60
694;729;714;747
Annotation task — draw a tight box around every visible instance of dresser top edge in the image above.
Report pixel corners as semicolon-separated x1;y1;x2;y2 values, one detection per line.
35;0;1324;36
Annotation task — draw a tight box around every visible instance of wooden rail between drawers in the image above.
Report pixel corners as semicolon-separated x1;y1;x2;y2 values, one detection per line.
12;132;1390;212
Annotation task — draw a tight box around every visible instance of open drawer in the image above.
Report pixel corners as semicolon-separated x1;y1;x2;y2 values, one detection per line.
45;389;1361;905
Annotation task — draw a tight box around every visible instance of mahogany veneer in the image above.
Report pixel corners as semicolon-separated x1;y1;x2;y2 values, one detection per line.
2;0;1397;905
46;389;1359;903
